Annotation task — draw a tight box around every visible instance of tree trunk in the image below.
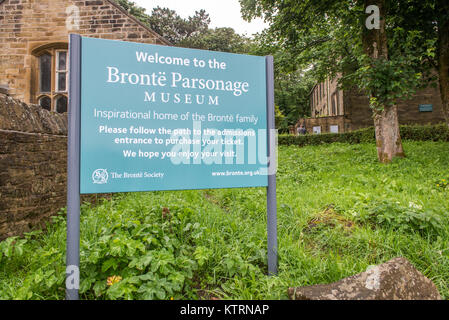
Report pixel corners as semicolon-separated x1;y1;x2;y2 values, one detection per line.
437;0;449;129
374;105;405;163
362;0;405;163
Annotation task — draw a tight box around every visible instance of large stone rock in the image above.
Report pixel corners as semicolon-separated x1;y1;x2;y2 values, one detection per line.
288;257;441;300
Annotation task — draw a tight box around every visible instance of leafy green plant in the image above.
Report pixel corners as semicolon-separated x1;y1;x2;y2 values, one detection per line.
0;237;27;263
193;246;213;267
354;200;445;237
75;205;204;300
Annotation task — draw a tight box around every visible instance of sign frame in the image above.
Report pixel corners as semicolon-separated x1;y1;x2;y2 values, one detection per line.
66;34;277;300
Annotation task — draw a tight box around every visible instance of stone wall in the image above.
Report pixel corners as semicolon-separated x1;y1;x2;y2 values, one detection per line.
0;0;169;103
0;93;69;239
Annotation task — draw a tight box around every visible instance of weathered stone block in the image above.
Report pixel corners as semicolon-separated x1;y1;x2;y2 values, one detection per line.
288;257;441;300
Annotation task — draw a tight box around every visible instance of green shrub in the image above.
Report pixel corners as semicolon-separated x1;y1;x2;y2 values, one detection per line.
400;123;449;142
0;201;206;300
354;200;445;238
0;237;28;263
279;123;449;147
278;127;375;147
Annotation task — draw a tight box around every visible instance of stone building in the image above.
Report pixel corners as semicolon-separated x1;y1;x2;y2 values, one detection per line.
296;74;446;134
0;0;169;112
0;0;169;239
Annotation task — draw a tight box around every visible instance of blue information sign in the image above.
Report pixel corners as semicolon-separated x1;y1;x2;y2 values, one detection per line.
67;35;277;300
419;104;433;112
79;37;269;194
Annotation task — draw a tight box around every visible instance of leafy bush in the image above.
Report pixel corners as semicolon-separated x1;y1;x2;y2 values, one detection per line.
78;205;203;300
353;200;445;238
0;202;207;300
0;192;268;300
400;124;449;142
279;127;375;147
0;237;28;262
279;123;449;147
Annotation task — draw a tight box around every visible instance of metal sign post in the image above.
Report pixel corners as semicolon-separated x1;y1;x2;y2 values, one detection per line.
265;56;278;276
66;34;82;300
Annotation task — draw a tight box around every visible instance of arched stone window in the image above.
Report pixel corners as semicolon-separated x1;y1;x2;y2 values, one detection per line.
38;96;52;111
55;95;68;113
32;43;68;113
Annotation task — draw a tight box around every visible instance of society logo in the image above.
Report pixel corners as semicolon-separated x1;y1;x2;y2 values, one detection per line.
92;169;108;184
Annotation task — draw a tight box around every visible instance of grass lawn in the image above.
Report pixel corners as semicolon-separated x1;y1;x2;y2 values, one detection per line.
1;141;448;300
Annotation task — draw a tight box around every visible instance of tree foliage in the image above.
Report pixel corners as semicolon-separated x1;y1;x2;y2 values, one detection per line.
116;1;210;44
179;27;251;54
116;0;149;23
147;7;211;45
116;1;250;52
250;29;315;131
239;0;448;115
240;0;430;106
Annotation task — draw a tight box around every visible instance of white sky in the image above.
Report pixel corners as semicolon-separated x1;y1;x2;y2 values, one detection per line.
132;0;268;36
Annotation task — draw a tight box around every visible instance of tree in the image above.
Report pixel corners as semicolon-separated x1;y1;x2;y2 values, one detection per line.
251;30;315;129
116;0;148;23
362;0;405;162
274;105;287;131
116;1;211;45
240;0;432;162
147;7;210;44
386;0;449;129
179;27;251;54
436;0;449;129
